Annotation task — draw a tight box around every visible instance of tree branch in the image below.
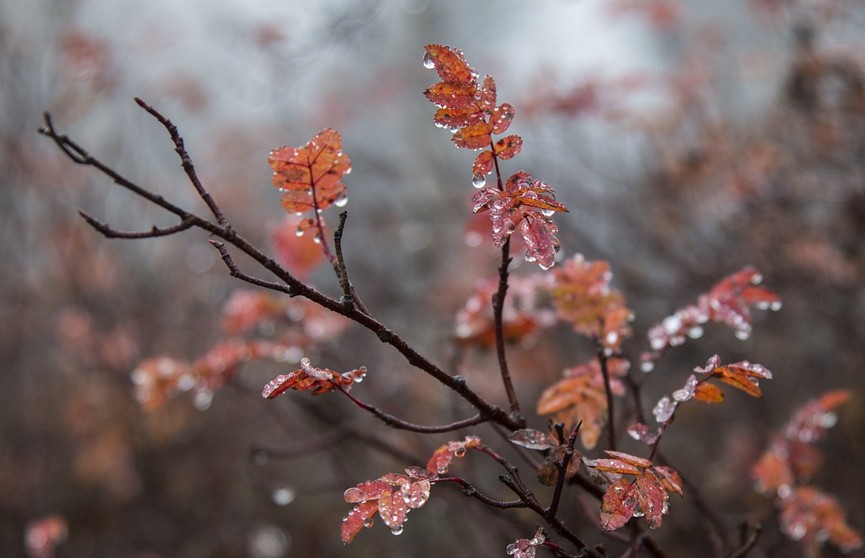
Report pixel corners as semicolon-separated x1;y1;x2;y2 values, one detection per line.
78;209;194;239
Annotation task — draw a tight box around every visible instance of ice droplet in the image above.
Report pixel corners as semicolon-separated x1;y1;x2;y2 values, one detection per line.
471;174;486;188
390;525;404;536
272;487;296;506
335;196;348;208
422;51;435;69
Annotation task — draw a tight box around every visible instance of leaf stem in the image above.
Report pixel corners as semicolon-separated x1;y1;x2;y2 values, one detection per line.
595;337;617;451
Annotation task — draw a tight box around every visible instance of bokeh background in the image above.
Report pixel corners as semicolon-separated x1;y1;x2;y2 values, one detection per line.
2;0;864;556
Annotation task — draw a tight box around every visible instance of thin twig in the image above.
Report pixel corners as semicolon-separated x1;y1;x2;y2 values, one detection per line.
79;210;194;239
332;211;370;314
596;338;617;451
209;240;293;294
548;421;582;517
726;523;761;558
336;384;486;433
437;476;529;509
134;97;230;228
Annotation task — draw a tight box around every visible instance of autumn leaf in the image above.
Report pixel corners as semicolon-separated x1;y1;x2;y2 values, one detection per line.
643;267;780;366
587;454;683;531
261;357;366;398
268;128;350;214
780;487;863;557
546;255;633;351
270;216;325;280
509;429;556;451
537;358;628;448
506;528;546;558
694;355;773;398
426;435;480;478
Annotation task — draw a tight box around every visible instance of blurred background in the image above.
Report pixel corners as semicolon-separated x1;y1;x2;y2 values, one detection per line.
2;0;864;556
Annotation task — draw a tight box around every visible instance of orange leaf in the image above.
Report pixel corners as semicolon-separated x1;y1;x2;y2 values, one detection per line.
494;134;522;160
426;436;480;478
694;382;724;403
269;128;350;214
451;122;492;149
261;357;366;398
600;478;638;531
424;44;475;85
341;500;378;544
424;81;478;109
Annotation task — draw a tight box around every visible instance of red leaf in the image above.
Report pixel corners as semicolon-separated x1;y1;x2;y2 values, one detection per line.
694;382;724;403
490;103;516;134
472;150;494;179
601;478;638;531
434;107;485;130
426;436;480;478
780;487;863;556
651;466;683;497
451;122;492;149
783;390;851;443
478;74;497;111
25;515;68;558
506;528;546;558
494;134;522;160
424;81;478;109
269;128;350;214
424;44;475;85
712;361;772;398
547;255;633;350
270;216;325;280
605;450;654;469
636;473;668;529
341;500;378;544
261;357;366;398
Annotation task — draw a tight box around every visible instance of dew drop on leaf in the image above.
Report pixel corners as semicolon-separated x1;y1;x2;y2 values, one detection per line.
541;209;556;217
193;390;214;411
454;446;466;457
734;329;750;340
390;525;404;536
364;517;374;528
335;196;348;208
641;360;655;373
770;300;782;311
472;174;486;188
295;228;304;237
423;51;435;69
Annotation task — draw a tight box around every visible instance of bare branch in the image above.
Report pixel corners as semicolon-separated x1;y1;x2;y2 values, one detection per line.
336;384;487;433
548;421;582;517
78;210;195;239
209;240;293;294
134;97;229;228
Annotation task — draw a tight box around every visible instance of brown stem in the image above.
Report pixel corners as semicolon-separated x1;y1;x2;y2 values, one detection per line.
596;339;617;451
547;421;582;517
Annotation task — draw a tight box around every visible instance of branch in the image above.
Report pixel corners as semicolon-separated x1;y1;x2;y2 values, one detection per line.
134;97;229;228
332;211;370;314
79;210;194;239
336;384;487;433
41;105;525;432
726;523;761;558
547;421;582;517
437;476;529;509
595;337;617;451
209;240;293;294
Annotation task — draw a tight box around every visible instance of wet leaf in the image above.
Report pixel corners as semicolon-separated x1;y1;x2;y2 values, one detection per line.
426;436;480;478
494;134;522;159
341;500;378;544
509;428;555;451
694;382;724;403
600;478;638;531
261;357;366;398
424;44;475;85
490;104;516;134
269;128;351;214
472;150;494;179
451;122;492;149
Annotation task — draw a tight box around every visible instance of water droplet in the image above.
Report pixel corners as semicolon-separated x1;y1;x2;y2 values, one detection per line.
193;390;214;411
471;174;486;188
641;360;655;373
770;300;783;311
454;447;466;457
272;487;296;506
295;228;304;237
294;212;304;217
312;236;321;244
422;51;435;69
364;517;374;528
390;525;403;536
335;196;348;208
177;374;196;392
734;329;750;340
506;543;517;555
437;466;447;475
541;209;555;217
687;326;704;339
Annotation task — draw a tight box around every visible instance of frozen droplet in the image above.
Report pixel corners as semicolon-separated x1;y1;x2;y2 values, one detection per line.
662;501;670;514
662;315;682;336
471;174;486;188
819;412;838;428
786;521;807;541
272;487;296;506
335;196;348;208
423;51;435;69
390;525;403;536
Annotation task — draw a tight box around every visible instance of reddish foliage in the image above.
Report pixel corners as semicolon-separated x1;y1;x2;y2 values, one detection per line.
587;452;682;531
25;515;68;558
643;267;780;368
506;528;546;557
268;128;350;214
261;357;366;398
454;276;553;348
426;435;481;478
270;216;325;280
545;255;633;352
751;391;861;556
537;358;629;449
